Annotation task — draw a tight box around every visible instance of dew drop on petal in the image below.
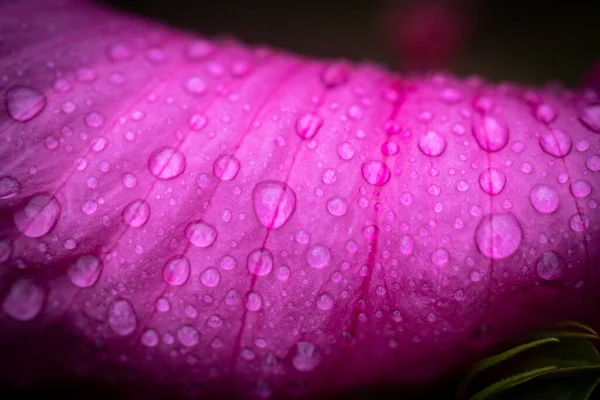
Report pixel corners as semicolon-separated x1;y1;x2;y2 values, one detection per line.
321;61;350;88
418;130;447;157
316;293;334;311
245;291;263;311
2;279;45;321
530;184;559;214
6;86;46;122
295;112;323;139
580;103;600;133
570;213;590;232
213;154;240;181
253;180;297;229
68;255;102;288
148;146;187;180
0;176;20;199
399;234;414;255
478;168;506;196
472;115;509;152
13;194;61;238
108;299;137;336
587;155;600;172
475;213;523;259
539;128;572;158
185;220;217;247
177;325;200;346
306;244;331;269
122;199;150;227
292;342;321;372
200;267;221;288
536;251;566;281
570;180;592;198
326;197;348;216
247;248;274;276
163;256;191;286
361;160;391;186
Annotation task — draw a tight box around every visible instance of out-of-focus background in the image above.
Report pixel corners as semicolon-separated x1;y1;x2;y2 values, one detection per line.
101;0;600;87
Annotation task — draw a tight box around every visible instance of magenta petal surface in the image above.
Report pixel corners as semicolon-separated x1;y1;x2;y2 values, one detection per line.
1;1;600;399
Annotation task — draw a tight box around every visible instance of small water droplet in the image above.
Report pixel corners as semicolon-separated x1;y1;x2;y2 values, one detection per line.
219;255;237;270
122;199;150;227
381;141;399;156
245;291;263;311
479;168;506;195
122;173;138;188
213;154;240;181
295;112;323;140
2;279;45;321
587;155;600;171
185;220;217;247
337;142;355;160
536;251;565;281
361;160;391;186
184;76;207;95
177;325;200;346
321;61;350;88
108;43;134;61
68;255;102;288
472;115;509;152
141;329;159;347
579;103;600;133
247;248;274;276
200;267;221;287
316;293;333;311
148;147;186;180
85;111;104;128
292;342;320;372
108;299;137;335
418;130;446;157
399;234;414;255
326;197;348;216
13;194;61;238
475;213;523;259
569;213;590;232
163;256;191;286
530;184;559;214
431;248;449;267
0;176;20;199
539;129;572;158
534;103;557;124
253;180;296;229
5;86;46;122
306;244;331;269
570;180;592;198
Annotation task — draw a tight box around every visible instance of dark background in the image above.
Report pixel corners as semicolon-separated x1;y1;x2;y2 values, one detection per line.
101;0;600;86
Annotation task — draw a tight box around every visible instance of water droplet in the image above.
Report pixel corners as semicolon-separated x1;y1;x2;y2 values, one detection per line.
163;256;191;286
530;185;559;214
200;267;221;287
534;103;557;124
539;129;572;158
141;329;159;347
85;111;104;128
186;40;215;60
184;76;207;95
479;168;506;196
579;103;600;133
475;213;523;259
399;234;414;255
247;248;274;276
177;325;200;346
587;155;600;172
337;142;355;160
569;213;590;232
122;173;138;188
90;136;108;152
13;194;61;238
5;86;46;122
570;180;592;198
108;299;137;335
418;130;446;157
252;180;297;229
439;87;463;104
472;116;509;152
321;61;350;88
245;291;263;311
381;141;399;156
0;239;11;262
188;113;208;131
306;244;331;269
0;176;20;199
213;154;240;181
536;251;565;281
219;255;237;270
122;199;150;227
316;293;333;311
148;146;187;180
292;342;320;372
45;136;59;150
68;255;102;288
108;43;133;61
2;279;45;321
431;248;449;267
81;199;98;215
295;112;323;139
185;220;217;247
326;197;348;216
361;160;391;186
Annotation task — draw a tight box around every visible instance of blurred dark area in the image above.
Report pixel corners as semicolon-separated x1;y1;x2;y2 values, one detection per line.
100;0;600;87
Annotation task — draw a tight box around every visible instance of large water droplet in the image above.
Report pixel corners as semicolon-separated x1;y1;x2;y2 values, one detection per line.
6;86;46;122
361;160;391;186
0;176;20;199
177;325;200;346
13;194;61;238
248;248;274;276
530;184;559;214
539;129;572;158
185;220;217;247
68;255;102;288
108;299;137;335
479;168;506;196
536;251;566;281
580;103;600;133
200;267;221;287
306;244;331;269
253;180;297;229
570;180;592;198
472;115;509;152
148;146;187;180
213;154;240;181
122;199;150;227
292;342;321;372
295;112;323;140
2;279;45;321
569;213;590;232
418;131;447;157
475;213;523;259
163;256;191;286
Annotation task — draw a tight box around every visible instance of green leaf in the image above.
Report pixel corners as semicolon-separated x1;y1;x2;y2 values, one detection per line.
534;321;598;337
527;332;600;342
470;366;558;400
